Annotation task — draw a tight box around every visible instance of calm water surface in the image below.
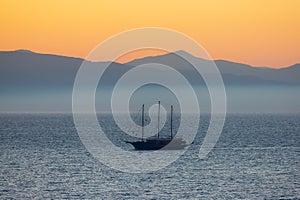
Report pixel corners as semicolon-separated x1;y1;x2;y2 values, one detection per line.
0;113;299;199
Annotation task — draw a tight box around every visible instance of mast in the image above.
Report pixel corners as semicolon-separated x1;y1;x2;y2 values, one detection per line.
142;104;144;141
157;101;160;138
170;105;173;139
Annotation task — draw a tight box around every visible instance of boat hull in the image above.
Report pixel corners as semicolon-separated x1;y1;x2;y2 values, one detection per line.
127;139;188;150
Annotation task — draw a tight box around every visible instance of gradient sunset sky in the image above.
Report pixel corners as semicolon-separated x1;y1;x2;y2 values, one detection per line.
1;0;299;68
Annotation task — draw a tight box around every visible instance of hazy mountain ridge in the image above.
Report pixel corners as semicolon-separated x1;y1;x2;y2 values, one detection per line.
0;50;126;89
126;51;300;85
1;50;299;113
0;50;299;89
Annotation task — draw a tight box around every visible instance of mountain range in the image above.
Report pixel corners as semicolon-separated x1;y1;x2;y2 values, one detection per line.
0;49;299;113
0;49;300;89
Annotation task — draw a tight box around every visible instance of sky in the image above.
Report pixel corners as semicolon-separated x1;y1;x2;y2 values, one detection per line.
0;0;299;68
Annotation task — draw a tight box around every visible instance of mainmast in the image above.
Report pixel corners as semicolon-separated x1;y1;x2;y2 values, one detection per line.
171;105;173;139
157;101;160;139
142;104;145;141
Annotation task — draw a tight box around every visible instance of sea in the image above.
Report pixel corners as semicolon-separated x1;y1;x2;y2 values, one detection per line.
0;113;299;199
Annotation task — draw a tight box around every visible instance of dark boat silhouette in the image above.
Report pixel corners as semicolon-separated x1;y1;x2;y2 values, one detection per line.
126;101;189;150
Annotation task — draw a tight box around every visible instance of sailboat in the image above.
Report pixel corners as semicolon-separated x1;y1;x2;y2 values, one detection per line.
126;101;189;150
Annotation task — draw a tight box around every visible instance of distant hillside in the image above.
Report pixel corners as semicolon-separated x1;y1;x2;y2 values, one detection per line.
126;51;300;85
0;50;299;113
0;50;299;89
0;50;126;89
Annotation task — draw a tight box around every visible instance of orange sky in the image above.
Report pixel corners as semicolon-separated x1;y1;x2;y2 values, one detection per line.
0;0;299;68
